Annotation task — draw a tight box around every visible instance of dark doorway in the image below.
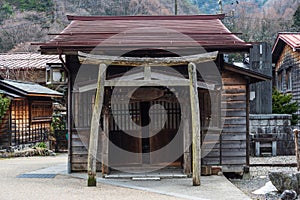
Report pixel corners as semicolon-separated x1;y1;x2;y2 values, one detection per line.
109;87;182;167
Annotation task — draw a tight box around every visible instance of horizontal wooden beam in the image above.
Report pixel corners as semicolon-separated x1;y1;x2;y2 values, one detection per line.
78;51;218;66
76;79;214;92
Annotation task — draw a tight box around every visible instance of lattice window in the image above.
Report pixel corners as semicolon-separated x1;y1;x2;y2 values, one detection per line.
110;102;141;131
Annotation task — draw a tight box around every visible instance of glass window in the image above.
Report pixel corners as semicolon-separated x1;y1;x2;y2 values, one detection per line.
286;68;292;91
277;72;283;91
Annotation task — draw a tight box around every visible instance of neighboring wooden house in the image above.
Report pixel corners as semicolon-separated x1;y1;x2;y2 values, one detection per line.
272;33;300;127
36;14;270;176
0;53;62;84
0;79;63;149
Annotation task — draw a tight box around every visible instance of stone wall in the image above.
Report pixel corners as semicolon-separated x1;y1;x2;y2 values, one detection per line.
250;114;293;156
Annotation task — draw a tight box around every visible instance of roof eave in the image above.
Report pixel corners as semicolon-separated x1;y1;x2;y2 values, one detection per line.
224;63;272;83
39;45;252;55
27;93;63;98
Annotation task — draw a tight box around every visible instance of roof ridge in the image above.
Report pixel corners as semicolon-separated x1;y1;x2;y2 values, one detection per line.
3;79;37;85
67;14;226;21
278;32;300;35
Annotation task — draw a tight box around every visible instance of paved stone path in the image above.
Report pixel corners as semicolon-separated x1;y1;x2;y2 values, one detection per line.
0;154;250;200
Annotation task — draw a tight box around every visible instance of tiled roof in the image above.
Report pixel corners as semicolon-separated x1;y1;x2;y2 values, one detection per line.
36;14;251;54
0;79;63;97
0;53;62;69
272;33;300;62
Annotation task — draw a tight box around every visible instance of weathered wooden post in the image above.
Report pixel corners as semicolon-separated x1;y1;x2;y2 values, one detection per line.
294;129;300;171
188;62;201;186
182;99;192;175
101;106;110;176
87;63;107;186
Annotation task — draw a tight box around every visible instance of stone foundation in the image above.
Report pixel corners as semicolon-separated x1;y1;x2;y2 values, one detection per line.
250;114;293;156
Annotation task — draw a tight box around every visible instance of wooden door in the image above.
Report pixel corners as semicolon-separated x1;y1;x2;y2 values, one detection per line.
149;100;182;165
109;101;142;166
109;97;182;166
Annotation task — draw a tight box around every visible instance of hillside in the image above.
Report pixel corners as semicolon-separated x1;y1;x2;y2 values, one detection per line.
190;0;267;14
189;0;299;44
0;0;299;53
0;0;199;53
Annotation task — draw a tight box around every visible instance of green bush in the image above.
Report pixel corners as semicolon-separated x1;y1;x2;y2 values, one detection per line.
34;142;47;149
0;94;10;123
272;89;299;125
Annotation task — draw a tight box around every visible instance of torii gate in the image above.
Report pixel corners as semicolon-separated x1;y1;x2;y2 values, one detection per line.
78;51;218;187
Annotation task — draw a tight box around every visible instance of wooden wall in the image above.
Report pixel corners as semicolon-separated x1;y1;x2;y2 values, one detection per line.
274;44;300;127
249;43;272;114
201;70;248;173
68;56;249;174
0;98;53;147
222;70;248;173
71;89;102;172
10;99;52;146
0;112;10;148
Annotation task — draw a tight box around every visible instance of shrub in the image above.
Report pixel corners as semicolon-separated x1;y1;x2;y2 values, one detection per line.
272;89;299;125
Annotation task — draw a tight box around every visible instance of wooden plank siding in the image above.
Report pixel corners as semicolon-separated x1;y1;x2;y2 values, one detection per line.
201;70;248;173
221;71;247;172
0;112;10;148
0;98;53;148
71;130;102;172
274;44;300;127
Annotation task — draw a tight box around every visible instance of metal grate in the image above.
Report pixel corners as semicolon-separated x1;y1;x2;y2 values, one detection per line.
16;174;56;178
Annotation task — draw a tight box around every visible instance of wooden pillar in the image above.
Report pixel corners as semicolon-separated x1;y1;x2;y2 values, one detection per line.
182;98;191;175
101;107;110;177
246;83;250;165
294;129;300;171
87;63;107;187
188;62;201;186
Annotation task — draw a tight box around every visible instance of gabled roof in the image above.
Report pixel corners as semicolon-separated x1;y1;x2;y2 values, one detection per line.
272;32;300;63
0;53;62;70
0;79;63;98
36;14;251;54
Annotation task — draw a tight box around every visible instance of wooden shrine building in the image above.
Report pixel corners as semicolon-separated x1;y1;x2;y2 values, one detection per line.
35;14;271;183
0;79;62;148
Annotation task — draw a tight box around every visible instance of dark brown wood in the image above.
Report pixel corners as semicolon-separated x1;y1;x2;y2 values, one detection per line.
246;83;250;166
201;165;212;176
130;88;164;101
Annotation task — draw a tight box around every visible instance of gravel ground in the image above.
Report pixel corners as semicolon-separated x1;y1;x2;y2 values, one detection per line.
0;154;184;200
230;156;298;200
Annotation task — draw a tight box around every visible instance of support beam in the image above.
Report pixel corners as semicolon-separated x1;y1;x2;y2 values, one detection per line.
78;51;218;66
87;63;107;187
188;62;201;186
144;65;151;80
182;99;192;175
77;80;215;93
102;107;110;176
